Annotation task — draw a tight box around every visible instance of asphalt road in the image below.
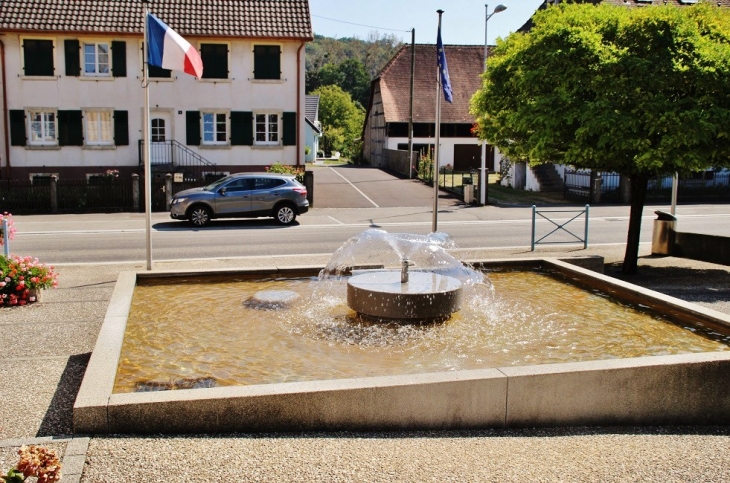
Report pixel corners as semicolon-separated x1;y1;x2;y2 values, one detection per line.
5;165;730;264
310;164;461;209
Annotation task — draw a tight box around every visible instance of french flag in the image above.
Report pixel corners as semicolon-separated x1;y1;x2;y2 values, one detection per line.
147;13;203;78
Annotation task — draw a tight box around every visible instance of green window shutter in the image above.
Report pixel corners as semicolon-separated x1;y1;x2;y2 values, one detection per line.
242;111;253;146
23;40;54;76
200;44;228;79
58;110;83;146
186;111;201;145
141;42;171;78
283;112;296;146
113;110;129;146
230;111;253;146
111;41;127;77
148;64;172;78
64;39;80;76
9;110;26;146
254;45;280;80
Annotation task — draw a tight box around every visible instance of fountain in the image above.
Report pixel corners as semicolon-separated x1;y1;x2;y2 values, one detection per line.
336;231;469;320
73;229;730;434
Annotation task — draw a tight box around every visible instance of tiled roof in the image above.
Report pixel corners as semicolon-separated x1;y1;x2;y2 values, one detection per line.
0;0;313;39
377;44;485;124
305;95;319;123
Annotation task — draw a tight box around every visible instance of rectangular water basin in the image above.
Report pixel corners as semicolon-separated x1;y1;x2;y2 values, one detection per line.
74;257;730;434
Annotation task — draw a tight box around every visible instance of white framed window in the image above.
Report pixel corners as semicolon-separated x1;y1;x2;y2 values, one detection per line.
83;42;110;76
255;113;279;145
28;110;57;146
151;118;166;142
85;110;113;145
202;111;228;145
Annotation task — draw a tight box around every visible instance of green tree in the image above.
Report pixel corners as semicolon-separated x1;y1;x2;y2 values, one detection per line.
471;3;730;274
312;84;365;159
338;59;370;108
319;62;345;87
307;59;371;109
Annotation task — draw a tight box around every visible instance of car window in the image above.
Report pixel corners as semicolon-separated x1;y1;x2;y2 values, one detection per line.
204;176;232;191
222;178;252;193
252;178;286;190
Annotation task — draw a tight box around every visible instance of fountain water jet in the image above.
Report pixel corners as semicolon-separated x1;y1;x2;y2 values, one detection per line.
324;229;485;321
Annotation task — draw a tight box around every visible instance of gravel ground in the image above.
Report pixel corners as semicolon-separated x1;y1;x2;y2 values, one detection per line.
2;244;730;482
82;428;730;483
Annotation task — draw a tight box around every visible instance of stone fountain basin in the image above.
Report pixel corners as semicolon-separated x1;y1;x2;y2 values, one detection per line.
73;257;730;434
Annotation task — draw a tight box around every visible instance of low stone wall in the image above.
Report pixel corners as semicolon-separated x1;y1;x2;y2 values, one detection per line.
383;149;416;177
673;231;730;266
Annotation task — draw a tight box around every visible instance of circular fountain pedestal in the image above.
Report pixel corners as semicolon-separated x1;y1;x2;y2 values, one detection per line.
347;271;463;320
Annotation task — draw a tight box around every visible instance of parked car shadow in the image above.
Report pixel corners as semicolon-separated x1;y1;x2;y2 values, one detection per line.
153;219;299;231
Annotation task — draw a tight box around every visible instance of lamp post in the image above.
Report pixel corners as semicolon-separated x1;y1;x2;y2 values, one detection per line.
479;3;506;206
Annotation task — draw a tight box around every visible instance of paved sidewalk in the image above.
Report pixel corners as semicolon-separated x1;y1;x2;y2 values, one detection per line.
1;243;729;482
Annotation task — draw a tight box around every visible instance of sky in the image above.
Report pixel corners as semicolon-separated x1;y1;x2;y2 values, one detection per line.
308;0;545;46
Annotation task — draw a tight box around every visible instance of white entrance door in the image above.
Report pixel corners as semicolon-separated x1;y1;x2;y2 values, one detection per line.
150;112;172;166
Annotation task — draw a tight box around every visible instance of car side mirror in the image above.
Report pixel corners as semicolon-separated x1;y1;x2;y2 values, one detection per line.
219;187;226;196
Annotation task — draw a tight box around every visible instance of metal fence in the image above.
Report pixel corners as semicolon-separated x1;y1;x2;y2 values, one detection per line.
0;176;199;214
563;170;730;203
0;179;53;213
57;178;136;212
564;170;621;203
646;172;730;202
417;167;482;203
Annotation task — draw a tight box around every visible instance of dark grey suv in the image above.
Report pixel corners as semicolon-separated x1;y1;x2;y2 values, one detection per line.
170;173;309;227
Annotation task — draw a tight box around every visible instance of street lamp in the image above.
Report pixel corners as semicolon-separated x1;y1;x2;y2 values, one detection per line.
479;4;506;206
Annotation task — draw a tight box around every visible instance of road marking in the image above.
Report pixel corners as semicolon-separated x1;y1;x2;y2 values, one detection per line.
11;212;730;235
329;167;379;208
49;242;653;266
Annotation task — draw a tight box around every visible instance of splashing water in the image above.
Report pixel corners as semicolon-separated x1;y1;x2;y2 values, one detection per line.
320;228;489;288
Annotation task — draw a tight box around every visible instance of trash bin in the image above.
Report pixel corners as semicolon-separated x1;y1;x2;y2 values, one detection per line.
651;210;676;255
464;184;474;204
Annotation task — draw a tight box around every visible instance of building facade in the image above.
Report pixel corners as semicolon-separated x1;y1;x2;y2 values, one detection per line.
0;0;313;181
363;44;501;174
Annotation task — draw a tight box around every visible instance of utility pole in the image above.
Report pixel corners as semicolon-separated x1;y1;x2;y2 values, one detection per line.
408;28;415;179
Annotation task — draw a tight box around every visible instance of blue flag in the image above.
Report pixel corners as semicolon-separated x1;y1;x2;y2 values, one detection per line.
437;25;453;103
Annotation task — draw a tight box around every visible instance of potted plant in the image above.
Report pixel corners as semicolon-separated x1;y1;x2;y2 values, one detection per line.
0;255;58;306
1;445;62;482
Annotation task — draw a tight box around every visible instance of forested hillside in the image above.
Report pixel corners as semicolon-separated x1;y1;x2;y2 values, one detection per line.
305;33;403;108
305;33;403;160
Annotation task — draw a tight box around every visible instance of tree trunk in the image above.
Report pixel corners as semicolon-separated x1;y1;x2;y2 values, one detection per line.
622;174;649;274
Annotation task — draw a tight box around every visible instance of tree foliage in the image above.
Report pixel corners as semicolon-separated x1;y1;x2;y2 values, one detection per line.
471;3;730;273
311;84;365;159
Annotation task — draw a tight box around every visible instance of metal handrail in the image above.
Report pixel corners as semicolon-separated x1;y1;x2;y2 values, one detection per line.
138;140;218;180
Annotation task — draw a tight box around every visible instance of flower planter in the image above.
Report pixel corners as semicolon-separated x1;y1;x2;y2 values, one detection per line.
28;288;43;303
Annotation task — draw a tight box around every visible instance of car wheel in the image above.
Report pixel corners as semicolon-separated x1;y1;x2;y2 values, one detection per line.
274;204;297;225
188;205;212;227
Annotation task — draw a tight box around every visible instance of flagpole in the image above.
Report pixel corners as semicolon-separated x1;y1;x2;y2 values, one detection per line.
433;10;444;233
142;1;153;270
